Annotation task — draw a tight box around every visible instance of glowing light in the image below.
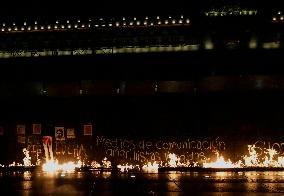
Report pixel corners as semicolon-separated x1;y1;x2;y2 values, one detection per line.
273;17;277;21
34;26;38;30
203;152;240;168
142;162;159;173
42;159;82;174
54;25;58;29
61;25;65;29
68;24;71;28
74;24;78;28
1;28;4;31
165;20;169;24
41;26;44;30
23;148;32;167
278;11;281;15
117;164;135;172
179;20;183;24
115;22;119;26
8;27;11;31
281;17;284;20
47;25;51;29
172;20;176;24
136;21;140;25
186;19;190;23
35;21;37;25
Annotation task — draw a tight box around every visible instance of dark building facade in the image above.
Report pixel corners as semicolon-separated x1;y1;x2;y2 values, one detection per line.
0;5;284;165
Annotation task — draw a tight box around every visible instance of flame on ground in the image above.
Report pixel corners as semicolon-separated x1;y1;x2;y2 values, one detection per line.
42;159;82;174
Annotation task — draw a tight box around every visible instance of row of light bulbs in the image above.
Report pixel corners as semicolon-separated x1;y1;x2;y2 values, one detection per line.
0;15;188;31
0;20;190;32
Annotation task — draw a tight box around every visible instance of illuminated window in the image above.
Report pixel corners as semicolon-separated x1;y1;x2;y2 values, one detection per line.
88;24;91;27
77;19;80;23
88;19;92;22
74;24;78;28
13;22;15;26
181;15;183;18
1;28;4;31
157;16;160;19
54;25;58;29
108;23;112;26
186;19;190;23
115;22;119;26
101;24;105;27
179;19;183;24
134;17;136;20
150;22;153;25
169;16;171;19
21;27;24;31
281;16;284;20
100;18;103;21
23;22;26;26
95;24;98;27
123;22;126;26
14;27;18;31
67;20;69;23
273;17;277;21
172;20;176;24
61;25;65;29
56;20;59;24
144;21;147;25
68;24;71;28
158;21;161;25
41;26;44;30
27;27;31;30
35;21;37;25
136;21;140;25
130;22;133;25
34;26;38;30
278;11;281;15
2;23;5;26
123;17;125;20
47;25;51;29
145;16;148;19
81;24;85;28
165;20;168;24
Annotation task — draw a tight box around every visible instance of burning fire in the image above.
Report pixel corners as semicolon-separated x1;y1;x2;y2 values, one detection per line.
42;159;82;174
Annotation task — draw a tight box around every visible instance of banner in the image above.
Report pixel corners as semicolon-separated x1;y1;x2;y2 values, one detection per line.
32;124;41;134
17;124;25;135
83;124;92;136
67;128;75;139
0;126;3;135
42;136;53;160
55;127;65;141
17;136;26;144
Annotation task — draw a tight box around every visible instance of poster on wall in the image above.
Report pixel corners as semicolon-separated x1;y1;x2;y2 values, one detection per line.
67;128;76;139
55;127;65;141
0;126;3;135
17;136;26;144
83;124;92;136
16;124;25;135
32;124;41;135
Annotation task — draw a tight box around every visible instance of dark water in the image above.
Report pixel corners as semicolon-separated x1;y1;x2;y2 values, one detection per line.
1;171;284;195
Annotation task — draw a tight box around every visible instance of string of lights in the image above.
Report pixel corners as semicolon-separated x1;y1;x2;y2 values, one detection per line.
0;15;190;33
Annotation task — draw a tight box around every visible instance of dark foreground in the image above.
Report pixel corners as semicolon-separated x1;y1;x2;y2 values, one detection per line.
1;170;284;195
